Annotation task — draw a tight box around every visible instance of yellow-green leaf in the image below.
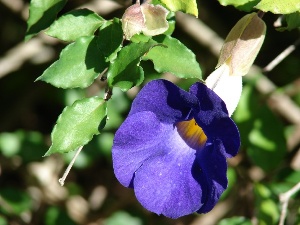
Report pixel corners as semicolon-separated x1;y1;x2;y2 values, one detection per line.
255;0;300;14
160;0;198;17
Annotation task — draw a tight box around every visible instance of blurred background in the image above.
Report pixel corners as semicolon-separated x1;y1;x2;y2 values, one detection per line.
0;0;300;224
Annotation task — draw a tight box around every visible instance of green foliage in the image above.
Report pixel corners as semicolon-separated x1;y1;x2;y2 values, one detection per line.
234;82;286;171
26;0;67;40
144;35;202;80
97;19;123;62
107;40;158;91
0;130;47;162
255;0;300;14
37;36;108;89
45;97;107;156
218;0;300;13
45;9;105;42
0;188;32;215
277;12;300;31
254;184;280;225
217;217;252;225
159;0;198;17
45;207;77;225
103;211;142;225
218;0;260;12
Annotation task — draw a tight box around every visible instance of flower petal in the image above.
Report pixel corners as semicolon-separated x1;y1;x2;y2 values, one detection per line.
133;128;204;218
112;111;172;187
129;79;198;124
189;82;228;123
195;139;228;213
189;82;240;157
205;64;243;116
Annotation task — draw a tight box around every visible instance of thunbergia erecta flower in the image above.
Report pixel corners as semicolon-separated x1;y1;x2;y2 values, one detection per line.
112;79;240;218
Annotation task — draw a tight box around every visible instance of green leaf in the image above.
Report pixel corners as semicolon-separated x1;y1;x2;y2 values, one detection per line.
45;207;77;225
104;211;142;225
26;0;67;40
44;97;107;156
218;0;260;12
164;13;176;35
234;83;286;171
45;9;105;42
217;217;252;225
159;0;198;17
254;184;280;225
143;35;202;80
247;106;286;171
277;12;300;31
107;40;157;91
255;0;300;14
0;188;32;215
97;19;123;62
37;36;108;89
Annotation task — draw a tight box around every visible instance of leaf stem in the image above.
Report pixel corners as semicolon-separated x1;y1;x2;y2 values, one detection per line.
58;146;83;186
104;87;113;101
257;10;265;19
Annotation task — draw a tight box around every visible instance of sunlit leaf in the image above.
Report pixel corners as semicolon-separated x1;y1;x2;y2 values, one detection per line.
26;0;67;40
255;0;300;14
107;40;157;91
45;9;105;42
143;35;202;79
218;0;260;12
37;36;108;89
44;97;107;156
159;0;198;17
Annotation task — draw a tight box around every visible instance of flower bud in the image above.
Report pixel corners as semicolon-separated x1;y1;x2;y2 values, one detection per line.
122;2;169;40
216;12;266;76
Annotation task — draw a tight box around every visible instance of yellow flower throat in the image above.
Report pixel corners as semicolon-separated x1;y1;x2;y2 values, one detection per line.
176;118;207;149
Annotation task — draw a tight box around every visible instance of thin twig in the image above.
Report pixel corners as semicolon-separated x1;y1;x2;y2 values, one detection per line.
58;146;83;186
278;182;300;225
263;37;300;73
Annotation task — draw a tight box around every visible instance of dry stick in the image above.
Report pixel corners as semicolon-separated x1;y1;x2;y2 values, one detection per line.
263;37;300;72
278;182;300;225
58;146;83;186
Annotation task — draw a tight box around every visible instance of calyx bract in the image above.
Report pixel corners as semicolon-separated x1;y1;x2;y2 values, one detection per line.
216;12;266;76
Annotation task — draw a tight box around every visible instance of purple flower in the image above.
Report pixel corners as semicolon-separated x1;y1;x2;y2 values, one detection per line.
112;79;240;218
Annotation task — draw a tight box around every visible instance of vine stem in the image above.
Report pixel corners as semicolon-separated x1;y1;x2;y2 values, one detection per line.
58;146;83;186
278;181;300;225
